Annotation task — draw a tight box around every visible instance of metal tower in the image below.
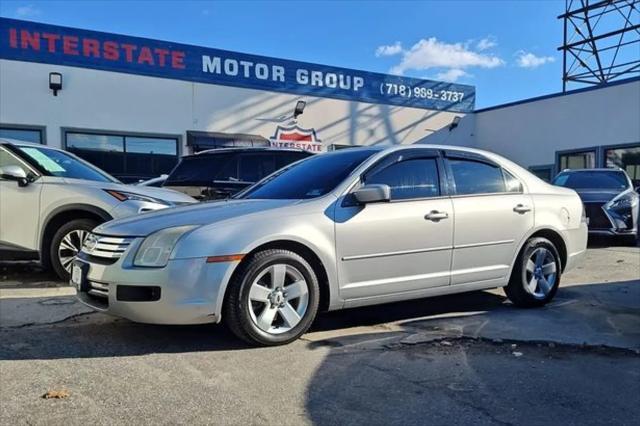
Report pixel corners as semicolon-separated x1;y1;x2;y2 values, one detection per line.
558;0;640;91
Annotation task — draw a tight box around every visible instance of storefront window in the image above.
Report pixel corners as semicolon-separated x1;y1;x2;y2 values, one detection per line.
0;127;43;144
558;150;596;170
529;166;553;182
606;145;640;185
65;131;179;182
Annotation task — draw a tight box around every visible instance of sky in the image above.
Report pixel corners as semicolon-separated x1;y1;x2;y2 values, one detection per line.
0;0;568;108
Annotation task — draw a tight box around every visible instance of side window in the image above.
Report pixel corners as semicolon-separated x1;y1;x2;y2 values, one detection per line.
503;169;523;193
239;154;276;183
365;158;440;200
0;148;29;179
448;159;506;195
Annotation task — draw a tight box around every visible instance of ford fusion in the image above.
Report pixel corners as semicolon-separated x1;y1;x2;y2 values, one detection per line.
552;168;638;244
74;145;588;346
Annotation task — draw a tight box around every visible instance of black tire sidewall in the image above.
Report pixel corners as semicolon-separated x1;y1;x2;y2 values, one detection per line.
232;250;319;345
50;218;99;281
506;237;561;307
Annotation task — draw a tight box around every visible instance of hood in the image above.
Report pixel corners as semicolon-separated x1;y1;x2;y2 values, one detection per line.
573;189;620;203
62;178;196;204
93;198;295;237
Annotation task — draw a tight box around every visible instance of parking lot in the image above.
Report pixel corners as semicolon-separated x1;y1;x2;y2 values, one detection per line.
1;240;639;425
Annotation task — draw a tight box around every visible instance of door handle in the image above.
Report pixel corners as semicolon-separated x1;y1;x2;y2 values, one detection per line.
425;210;449;222
513;204;532;214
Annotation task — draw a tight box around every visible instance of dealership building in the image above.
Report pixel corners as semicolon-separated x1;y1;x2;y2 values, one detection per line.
1;17;638;184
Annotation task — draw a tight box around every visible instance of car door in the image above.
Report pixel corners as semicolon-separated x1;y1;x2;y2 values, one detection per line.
334;149;454;300
444;151;533;285
0;146;43;252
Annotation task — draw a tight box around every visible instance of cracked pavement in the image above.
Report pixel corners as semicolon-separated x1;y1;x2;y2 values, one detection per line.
0;242;639;425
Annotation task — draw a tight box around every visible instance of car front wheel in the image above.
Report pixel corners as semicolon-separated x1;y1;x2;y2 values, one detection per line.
505;237;561;308
224;249;320;346
50;218;98;281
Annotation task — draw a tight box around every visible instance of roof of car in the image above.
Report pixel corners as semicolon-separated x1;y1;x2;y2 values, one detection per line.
559;168;625;173
192;147;313;156
0;138;52;148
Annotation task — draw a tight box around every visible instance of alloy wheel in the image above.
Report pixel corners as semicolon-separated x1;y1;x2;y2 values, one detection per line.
58;229;89;273
247;264;310;334
524;247;557;299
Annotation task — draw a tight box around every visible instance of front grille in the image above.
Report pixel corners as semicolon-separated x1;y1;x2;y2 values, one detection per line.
584;203;612;230
81;234;134;260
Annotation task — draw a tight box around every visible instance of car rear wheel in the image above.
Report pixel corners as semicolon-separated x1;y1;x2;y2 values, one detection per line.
224;249;320;346
50;218;98;281
505;237;561;308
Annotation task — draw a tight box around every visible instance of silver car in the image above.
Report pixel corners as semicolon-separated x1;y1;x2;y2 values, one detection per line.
74;145;588;346
0;139;195;280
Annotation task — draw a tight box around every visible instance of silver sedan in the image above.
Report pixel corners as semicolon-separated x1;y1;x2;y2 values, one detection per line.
73;145;588;346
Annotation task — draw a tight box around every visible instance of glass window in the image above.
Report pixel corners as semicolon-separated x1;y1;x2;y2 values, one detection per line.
529;167;553;182
559;151;596;170
165;154;237;186
65;132;179;182
449;159;506;195
125;137;178;155
0;127;42;144
242;148;378;200
16;145;117;182
365;158;440;200
0;147;37;181
552;170;629;190
605;145;640;186
503;170;523;192
239;154;276;183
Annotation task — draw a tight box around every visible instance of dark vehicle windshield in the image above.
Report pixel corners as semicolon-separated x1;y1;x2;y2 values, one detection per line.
553;170;629;191
239;148;379;200
17;145;118;183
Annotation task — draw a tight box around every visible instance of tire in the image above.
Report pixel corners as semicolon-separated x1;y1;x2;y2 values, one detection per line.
50;218;99;281
224;249;320;346
504;237;561;308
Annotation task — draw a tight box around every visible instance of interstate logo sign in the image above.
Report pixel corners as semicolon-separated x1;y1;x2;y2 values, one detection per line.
0;18;475;112
270;126;323;153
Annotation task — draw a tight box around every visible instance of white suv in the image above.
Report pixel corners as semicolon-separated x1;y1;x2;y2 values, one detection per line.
0;139;195;280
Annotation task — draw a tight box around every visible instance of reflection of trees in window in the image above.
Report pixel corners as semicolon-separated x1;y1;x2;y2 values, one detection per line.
606;146;640;182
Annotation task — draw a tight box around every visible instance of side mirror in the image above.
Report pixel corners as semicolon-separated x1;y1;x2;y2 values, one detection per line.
0;165;29;187
353;184;391;204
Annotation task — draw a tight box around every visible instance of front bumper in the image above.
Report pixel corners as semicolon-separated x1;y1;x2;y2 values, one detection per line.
584;202;638;237
74;242;236;325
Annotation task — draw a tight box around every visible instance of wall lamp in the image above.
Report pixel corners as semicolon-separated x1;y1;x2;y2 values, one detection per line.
448;116;461;131
49;72;62;96
294;100;306;119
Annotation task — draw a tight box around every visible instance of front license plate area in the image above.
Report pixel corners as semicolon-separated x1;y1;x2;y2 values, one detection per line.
71;261;89;292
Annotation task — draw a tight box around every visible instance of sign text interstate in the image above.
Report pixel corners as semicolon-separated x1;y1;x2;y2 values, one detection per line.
0;18;475;112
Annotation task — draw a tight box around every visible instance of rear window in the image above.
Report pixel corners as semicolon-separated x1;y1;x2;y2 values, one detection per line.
165;154;237;185
553;171;629;190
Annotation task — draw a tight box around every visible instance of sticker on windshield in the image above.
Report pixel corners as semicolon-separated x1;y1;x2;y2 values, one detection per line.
20;148;66;173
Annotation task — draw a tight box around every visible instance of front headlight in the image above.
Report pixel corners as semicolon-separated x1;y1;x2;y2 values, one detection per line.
607;194;638;211
105;189;170;206
133;225;198;267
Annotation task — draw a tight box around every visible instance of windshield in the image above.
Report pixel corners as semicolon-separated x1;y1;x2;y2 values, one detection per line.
240;148;379;200
18;146;118;183
553;170;629;190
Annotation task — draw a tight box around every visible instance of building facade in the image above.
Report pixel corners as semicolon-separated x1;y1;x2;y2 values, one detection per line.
0;18;473;182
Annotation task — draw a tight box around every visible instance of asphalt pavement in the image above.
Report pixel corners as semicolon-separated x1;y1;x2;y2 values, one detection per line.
0;241;638;425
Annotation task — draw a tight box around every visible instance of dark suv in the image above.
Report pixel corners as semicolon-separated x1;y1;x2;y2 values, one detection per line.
163;148;313;200
552;168;638;244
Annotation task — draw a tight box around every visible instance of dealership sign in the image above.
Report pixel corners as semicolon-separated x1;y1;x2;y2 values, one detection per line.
270;125;323;152
0;18;475;112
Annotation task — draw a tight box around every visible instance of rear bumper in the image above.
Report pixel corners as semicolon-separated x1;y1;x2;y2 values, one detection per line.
563;222;589;272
